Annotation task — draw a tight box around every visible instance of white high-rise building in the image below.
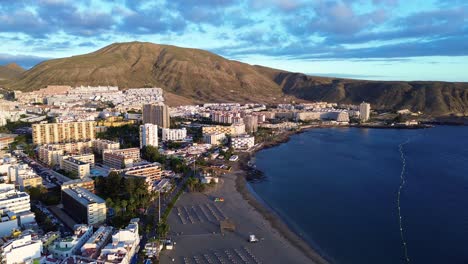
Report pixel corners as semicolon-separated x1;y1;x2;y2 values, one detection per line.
161;128;187;141
139;124;158;149
359;102;371;122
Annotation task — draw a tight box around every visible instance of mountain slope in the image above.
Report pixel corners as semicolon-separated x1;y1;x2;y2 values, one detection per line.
269;71;468;115
6;42;287;103
6;42;468;116
0;63;25;80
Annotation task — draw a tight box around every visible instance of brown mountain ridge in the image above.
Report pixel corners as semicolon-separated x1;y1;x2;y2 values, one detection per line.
5;41;468;116
0;63;25;81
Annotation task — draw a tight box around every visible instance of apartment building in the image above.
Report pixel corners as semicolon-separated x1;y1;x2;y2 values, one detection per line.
49;225;93;259
1;234;42;264
231;134;255;150
0;184;30;214
92;139;120;154
124;163;162;190
32;121;96;145
61;158;90;179
139;123;158;149
17;173;42;191
142;103;170;128
38;146;64;166
62;187;107;226
202;125;241;135
103;148;141;169
38;141;94;155
0;134;15;150
161;127;187;141
99;219;140;264
81;226;113;259
203;132;226;145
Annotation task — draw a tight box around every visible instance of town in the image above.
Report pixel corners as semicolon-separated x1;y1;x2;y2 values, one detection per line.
0;84;413;264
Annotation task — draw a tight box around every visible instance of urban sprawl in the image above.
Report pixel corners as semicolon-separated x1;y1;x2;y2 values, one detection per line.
0;85;386;264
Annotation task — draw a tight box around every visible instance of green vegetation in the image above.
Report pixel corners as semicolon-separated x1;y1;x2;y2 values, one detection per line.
165;141;185;150
0;120;30;134
187;126;203;143
186;177;206;192
254;127;275;144
31;206;58;232
157;181;187;238
218;147;234;160
26;186;61;205
95;172;155;228
141;145;190;173
96;124;139;148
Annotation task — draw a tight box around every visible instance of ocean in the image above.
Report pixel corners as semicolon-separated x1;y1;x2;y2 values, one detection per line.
250;126;468;264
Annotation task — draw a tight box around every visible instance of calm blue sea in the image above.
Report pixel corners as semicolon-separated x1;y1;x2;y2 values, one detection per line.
250;126;468;264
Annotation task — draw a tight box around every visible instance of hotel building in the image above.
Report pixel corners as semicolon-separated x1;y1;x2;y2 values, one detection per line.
32;121;96;145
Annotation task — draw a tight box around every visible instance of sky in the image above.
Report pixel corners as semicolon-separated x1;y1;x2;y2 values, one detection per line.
0;0;467;81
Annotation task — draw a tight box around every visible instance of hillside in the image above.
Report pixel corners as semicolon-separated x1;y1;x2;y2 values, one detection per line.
0;63;25;80
6;42;468;116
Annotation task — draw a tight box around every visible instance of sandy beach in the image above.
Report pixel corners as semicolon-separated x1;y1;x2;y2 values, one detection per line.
159;140;329;264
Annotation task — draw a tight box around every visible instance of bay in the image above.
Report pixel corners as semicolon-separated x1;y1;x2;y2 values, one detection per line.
250;126;468;264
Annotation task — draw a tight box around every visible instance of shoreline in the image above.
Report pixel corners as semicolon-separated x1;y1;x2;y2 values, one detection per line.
232;122;438;263
235;125;330;264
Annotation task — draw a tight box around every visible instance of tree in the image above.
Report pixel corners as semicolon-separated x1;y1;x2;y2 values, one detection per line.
157;222;169;238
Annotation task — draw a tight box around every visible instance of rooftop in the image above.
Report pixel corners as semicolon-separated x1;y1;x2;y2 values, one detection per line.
62;187;105;205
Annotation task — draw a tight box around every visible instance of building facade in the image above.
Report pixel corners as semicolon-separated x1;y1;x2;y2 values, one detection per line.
139;123;158;149
231;135;255;150
92;139;120;154
203;133;226;145
1;234;42;264
243;115;258;133
103;148;141;169
142;103;170;128
62;187;107;226
61;157;91;179
0;184;30;214
61;178;95;192
161;128;187;141
360;102;371;122
124;163;162;191
32;121;96;145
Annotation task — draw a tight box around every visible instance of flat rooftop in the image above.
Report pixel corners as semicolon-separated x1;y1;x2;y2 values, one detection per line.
62;187;105;206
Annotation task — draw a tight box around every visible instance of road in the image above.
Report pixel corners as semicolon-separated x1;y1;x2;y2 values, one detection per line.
138;171;192;257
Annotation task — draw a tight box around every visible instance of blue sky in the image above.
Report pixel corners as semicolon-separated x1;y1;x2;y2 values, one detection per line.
0;0;467;81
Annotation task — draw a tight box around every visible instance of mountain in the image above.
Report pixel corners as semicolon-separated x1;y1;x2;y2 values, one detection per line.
0;63;25;81
5;42;468;116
